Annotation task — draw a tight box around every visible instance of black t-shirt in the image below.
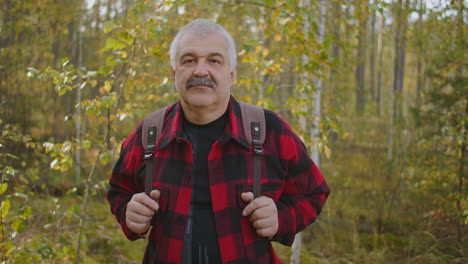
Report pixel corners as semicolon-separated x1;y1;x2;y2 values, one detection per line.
184;111;227;263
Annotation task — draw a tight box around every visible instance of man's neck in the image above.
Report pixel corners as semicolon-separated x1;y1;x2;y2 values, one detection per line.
181;101;229;125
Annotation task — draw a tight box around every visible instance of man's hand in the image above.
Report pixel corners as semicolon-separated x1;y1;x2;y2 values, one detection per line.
241;192;279;238
126;190;160;234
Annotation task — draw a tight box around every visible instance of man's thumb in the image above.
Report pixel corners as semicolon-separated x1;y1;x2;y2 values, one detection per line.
241;192;254;203
150;189;160;200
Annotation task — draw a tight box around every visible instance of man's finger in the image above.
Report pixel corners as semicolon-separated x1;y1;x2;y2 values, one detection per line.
248;206;272;222
127;221;150;234
241;192;254;203
127;211;152;223
134;192;159;211
128;201;156;217
252;218;274;229
243;192;268;216
150;189;160;201
256;227;275;238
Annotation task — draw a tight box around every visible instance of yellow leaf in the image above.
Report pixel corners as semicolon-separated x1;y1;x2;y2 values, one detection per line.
0;183;7;196
324;146;332;159
104;81;112;93
255;45;263;54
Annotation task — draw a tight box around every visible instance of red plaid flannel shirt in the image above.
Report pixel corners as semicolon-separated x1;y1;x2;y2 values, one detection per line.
107;97;330;263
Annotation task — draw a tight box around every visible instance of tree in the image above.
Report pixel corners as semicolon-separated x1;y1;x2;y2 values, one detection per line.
355;0;369;113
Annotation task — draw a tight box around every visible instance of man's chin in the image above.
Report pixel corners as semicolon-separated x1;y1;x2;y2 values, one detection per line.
185;95;216;108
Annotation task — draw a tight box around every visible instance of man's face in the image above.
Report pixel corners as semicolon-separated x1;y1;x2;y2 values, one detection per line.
172;31;236;112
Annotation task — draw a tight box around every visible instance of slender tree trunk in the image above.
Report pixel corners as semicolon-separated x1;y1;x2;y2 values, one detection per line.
94;0;101;34
355;0;368;113
454;0;465;255
331;0;341;62
369;8;377;102
392;0;409;120
75;7;84;181
389;0;410;160
376;12;384;116
328;0;341;109
312;0;326;165
415;0;425;102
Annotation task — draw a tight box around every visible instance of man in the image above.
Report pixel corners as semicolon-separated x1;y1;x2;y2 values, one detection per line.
107;18;330;263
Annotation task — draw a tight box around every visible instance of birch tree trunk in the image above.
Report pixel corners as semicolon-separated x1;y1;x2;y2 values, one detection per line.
376;12;384;116
312;0;327;165
291;0;326;262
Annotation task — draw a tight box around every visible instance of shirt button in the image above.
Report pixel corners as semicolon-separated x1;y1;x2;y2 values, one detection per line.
175;216;185;225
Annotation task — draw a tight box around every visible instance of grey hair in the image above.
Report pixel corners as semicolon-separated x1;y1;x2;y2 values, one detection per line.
169;18;237;70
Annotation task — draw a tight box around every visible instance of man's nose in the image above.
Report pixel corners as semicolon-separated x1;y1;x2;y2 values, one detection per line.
193;61;209;77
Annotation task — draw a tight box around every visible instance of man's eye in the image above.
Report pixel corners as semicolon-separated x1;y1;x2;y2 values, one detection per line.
183;59;195;64
210;59;221;64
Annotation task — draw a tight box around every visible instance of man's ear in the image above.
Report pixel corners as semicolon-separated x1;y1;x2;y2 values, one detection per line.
230;68;237;82
171;67;175;78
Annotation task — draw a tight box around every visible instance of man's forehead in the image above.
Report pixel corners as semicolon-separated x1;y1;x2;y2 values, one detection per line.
177;32;229;55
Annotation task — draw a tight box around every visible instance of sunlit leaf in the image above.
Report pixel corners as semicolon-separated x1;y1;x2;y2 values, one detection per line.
0;183;7;196
1;199;11;218
104;37;126;51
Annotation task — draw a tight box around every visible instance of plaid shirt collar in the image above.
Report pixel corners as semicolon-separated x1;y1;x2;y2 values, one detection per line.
157;96;251;151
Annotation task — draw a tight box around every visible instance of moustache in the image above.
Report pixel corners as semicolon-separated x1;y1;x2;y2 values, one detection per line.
185;77;217;90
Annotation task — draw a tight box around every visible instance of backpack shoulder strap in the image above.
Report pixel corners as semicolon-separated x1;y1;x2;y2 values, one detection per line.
142;106;168;196
238;101;266;147
238;101;265;198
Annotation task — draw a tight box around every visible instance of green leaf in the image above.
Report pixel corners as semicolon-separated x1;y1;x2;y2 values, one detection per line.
100;151;112;165
1;199;11;218
3;241;15;257
0;183;7;196
98;65;111;76
117;31;135;45
105;37;126;51
22;206;32;218
11;218;25;232
266;85;274;95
